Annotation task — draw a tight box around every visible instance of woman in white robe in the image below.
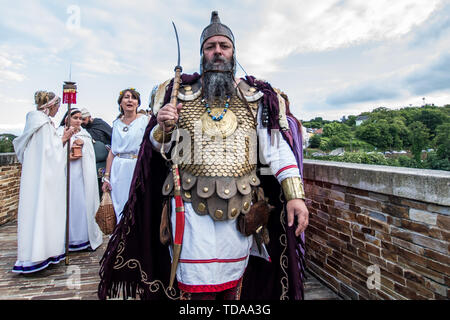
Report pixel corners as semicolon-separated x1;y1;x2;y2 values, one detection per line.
12;91;76;273
102;88;149;223
57;108;103;251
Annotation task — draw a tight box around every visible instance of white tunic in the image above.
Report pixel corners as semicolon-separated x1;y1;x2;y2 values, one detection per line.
110;115;149;222
150;106;301;292
56;127;103;251
12;110;67;273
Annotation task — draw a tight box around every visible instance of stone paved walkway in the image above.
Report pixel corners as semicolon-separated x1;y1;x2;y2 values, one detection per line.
0;220;341;300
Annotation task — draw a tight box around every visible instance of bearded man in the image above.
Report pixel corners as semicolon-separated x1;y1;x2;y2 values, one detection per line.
98;11;308;301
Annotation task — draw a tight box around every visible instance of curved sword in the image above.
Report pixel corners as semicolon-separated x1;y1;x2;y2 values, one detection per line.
167;21;184;290
173;21;181;70
165;22;182;129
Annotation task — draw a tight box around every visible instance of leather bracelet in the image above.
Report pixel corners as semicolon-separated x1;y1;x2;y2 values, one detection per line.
153;124;173;143
281;177;305;201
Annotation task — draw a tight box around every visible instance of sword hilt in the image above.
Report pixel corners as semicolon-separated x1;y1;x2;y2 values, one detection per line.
164;65;183;128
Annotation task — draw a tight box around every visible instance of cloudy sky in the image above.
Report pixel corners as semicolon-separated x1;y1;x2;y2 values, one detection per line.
1;0;450;135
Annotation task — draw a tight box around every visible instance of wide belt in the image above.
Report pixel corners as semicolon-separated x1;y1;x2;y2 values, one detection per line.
115;152;138;159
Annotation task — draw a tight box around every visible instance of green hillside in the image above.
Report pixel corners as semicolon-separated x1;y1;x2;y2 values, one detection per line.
303;105;450;171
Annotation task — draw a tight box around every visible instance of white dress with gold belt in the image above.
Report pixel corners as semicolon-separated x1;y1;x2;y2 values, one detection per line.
110;115;149;222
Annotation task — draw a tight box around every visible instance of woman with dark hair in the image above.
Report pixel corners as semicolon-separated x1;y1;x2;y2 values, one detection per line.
12;90;76;273
57;108;103;250
102;88;150;223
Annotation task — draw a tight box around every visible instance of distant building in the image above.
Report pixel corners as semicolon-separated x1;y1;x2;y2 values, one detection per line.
313;128;323;134
302;126;310;149
355;116;369;126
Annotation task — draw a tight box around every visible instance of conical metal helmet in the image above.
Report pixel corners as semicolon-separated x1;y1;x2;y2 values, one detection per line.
200;11;235;52
199;11;237;75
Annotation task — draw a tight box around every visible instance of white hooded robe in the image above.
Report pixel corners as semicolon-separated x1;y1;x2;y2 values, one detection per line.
12;110;67;273
56;126;103;251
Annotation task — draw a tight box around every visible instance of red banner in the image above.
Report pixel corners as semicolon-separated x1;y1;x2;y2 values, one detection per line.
63;89;77;104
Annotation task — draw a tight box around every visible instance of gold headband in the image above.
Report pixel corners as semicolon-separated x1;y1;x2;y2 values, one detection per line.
120;88;136;95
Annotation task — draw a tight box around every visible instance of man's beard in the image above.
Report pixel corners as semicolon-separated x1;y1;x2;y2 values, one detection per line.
81;119;92;129
202;55;235;103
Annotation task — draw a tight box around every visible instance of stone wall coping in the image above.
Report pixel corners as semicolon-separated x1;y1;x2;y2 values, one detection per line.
0;153;19;166
2;155;449;206
303;159;450;206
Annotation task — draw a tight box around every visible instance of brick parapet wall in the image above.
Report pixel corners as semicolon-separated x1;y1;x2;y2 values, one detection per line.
0;153;21;225
303;160;450;300
1;153;449;299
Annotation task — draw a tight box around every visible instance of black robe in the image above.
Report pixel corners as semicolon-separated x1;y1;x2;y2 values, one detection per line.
84;118;112;146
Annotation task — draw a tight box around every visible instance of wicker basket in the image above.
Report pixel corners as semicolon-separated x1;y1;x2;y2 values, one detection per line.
95;191;116;235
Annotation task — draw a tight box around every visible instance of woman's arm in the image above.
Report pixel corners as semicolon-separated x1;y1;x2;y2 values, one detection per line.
101;149;115;192
61;126;75;146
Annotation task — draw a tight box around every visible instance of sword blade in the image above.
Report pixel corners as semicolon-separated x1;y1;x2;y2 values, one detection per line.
172;21;181;67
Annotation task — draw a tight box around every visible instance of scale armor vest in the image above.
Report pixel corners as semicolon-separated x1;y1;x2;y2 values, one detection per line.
162;93;262;221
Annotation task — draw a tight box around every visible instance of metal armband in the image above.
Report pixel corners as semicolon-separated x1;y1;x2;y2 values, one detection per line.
281;177;305;201
152;124;173;144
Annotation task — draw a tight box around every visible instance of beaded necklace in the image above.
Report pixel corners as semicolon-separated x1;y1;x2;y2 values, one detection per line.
203;96;231;121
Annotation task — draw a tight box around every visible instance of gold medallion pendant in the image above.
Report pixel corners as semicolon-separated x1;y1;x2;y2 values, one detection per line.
200;107;237;138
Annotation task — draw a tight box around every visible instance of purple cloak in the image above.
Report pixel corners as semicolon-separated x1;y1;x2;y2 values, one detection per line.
98;74;307;300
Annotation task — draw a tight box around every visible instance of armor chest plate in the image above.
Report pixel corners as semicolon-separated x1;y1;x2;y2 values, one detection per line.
178;95;258;178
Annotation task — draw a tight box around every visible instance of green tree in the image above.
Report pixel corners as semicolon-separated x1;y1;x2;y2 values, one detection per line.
356;122;381;148
0;134;17;153
398;107;421;127
376;119;393;151
415;107;445;138
322;122;352;149
388;117;409;150
309;134;321;148
319;137;331;151
0;139;14;153
397;155;420;168
302;117;332;129
434;122;450;160
322;122;350;137
425;152;450;171
344;115;357;127
408;121;430;163
356;117;412;151
355;120;393;151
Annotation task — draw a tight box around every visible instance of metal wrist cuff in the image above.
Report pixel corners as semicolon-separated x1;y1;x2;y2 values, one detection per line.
281;177;305;201
153;124;172;143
